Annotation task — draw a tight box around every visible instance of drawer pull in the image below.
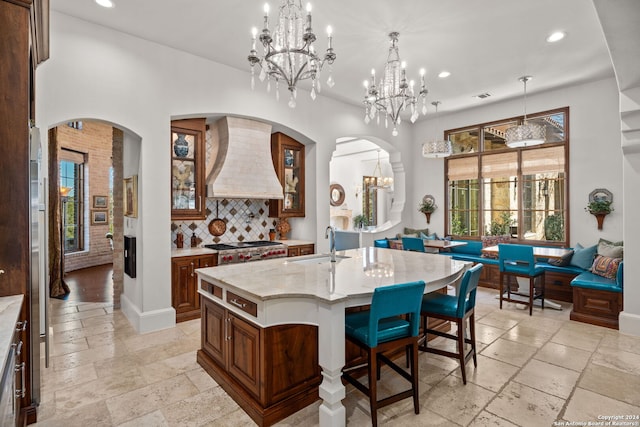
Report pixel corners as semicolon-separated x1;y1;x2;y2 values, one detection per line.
16;320;27;332
15;341;23;356
229;299;246;309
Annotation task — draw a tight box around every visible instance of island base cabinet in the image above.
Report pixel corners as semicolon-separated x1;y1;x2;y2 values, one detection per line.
198;298;322;426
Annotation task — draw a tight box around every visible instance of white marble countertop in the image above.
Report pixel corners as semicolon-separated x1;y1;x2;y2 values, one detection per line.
278;239;314;246
196;247;468;304
171;247;217;258
0;294;24;375
171;240;315;258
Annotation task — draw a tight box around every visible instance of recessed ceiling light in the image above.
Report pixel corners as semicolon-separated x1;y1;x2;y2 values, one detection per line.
95;0;114;8
438;71;451;78
546;31;566;43
473;93;491;99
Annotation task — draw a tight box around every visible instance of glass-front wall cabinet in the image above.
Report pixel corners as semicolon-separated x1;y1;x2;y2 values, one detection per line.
445;107;569;245
269;132;305;218
171;118;206;220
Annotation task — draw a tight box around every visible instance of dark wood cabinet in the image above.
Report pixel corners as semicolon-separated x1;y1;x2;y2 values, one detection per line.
1;1;48;425
171;118;206;220
171;254;216;322
269;132;305;218
198;297;321;426
286;244;315;257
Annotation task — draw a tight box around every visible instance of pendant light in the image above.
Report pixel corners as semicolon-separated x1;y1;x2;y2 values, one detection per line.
422;101;452;158
505;76;545;148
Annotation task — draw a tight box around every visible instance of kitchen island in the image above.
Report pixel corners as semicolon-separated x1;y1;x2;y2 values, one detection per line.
196;247;469;426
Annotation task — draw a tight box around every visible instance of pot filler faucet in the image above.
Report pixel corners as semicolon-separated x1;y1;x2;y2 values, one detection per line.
325;225;336;262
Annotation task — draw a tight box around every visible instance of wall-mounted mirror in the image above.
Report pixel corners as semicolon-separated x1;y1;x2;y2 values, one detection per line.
329;183;345;206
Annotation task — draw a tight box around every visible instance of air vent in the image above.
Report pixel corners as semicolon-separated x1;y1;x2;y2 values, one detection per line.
473;93;491;99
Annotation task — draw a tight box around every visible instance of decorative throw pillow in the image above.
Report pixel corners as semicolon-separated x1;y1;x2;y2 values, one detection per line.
591;255;622;279
388;240;403;250
481;235;511;259
597;238;623;258
569;243;598;270
548;250;574;266
419;232;440;240
404;227;429;237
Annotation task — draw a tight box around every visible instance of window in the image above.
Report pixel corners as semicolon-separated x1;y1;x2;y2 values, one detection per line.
445;107;569;244
67;121;83;130
60;150;86;252
362;176;378;227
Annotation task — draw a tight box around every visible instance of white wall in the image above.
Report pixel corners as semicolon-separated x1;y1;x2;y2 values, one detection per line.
36;12;412;332
412;77;624;246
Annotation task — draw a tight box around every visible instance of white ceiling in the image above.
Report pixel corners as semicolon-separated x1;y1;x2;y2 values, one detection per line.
50;0;615;115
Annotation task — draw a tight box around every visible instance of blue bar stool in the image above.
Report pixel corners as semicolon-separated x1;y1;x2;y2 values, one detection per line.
401;236;425;252
498;243;545;315
342;280;426;427
419;264;483;385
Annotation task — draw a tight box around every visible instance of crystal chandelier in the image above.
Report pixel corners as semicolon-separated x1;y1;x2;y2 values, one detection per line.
422;101;452;158
363;32;428;136
364;150;393;190
505;76;546;148
248;1;336;108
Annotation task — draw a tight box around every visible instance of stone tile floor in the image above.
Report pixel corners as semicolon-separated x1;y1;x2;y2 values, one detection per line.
34;289;640;426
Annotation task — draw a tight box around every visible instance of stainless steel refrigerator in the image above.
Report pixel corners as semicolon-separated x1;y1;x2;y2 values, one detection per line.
29;126;46;406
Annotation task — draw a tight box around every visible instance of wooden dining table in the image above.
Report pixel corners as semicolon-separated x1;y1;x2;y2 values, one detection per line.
423;240;468;251
481;244;573;260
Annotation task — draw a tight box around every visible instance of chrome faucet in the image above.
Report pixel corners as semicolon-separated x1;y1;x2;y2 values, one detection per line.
325;225;336;262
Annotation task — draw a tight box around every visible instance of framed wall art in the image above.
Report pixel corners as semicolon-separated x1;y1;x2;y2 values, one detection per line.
93;195;108;209
91;210;108;225
124;175;138;218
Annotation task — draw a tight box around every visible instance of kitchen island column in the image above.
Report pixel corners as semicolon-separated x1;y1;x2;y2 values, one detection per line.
318;299;347;426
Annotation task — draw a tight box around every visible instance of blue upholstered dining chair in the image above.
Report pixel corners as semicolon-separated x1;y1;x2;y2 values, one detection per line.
498;243;545;315
342;280;426;427
419;263;483;385
402;236;425;252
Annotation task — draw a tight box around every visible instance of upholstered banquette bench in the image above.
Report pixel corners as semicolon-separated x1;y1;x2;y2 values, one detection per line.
376;235;624;327
570;260;623;329
438;240;578;302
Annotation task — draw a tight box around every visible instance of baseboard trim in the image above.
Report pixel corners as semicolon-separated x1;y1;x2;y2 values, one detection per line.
120;294;176;333
619;311;640;337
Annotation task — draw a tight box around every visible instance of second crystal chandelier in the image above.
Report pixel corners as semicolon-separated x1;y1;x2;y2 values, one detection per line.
363;32;428;136
248;0;336;108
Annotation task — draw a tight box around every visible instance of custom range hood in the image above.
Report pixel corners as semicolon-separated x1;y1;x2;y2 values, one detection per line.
206;116;284;200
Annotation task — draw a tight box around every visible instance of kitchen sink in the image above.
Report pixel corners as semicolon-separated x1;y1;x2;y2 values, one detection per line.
290;254;351;265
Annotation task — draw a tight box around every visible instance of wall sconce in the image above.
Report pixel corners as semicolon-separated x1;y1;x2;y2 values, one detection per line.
354;183;362;198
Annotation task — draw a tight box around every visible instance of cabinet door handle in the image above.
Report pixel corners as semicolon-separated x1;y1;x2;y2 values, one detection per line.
229;299;247;309
15;361;26;398
190;262;195;277
16;320;27;333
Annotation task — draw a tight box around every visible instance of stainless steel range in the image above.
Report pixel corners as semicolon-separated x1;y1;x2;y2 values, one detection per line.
204;241;288;265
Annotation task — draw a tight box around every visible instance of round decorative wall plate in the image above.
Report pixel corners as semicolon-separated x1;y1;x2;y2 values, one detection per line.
422;194;435;205
588;188;612;204
330;184;346;206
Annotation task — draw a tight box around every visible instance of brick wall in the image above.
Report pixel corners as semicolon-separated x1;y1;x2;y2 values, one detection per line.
58;121;114;271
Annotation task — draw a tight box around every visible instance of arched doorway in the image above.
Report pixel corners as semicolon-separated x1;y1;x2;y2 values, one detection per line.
329;136;405;233
47;119;141;308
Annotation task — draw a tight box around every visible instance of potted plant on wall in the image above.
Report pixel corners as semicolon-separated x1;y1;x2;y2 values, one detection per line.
586;200;613;230
418;197;437;224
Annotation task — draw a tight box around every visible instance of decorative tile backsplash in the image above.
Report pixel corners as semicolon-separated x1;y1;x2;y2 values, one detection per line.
171;199;277;247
